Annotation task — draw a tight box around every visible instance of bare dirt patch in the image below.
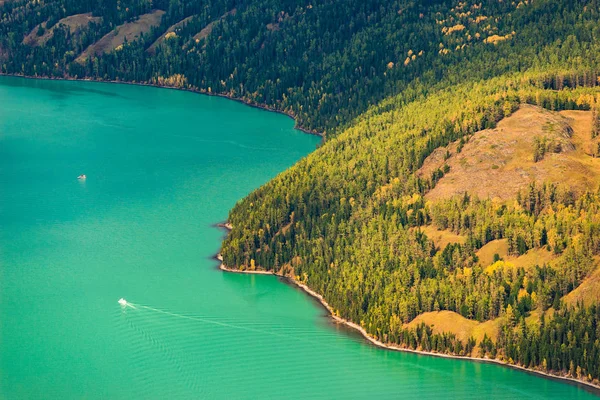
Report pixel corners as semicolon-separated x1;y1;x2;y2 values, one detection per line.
23;13;101;47
266;22;280;31
76;10;165;62
266;11;290;32
421;104;600;201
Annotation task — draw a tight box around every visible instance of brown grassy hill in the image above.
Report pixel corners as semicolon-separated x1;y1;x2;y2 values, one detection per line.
23;13;101;47
147;15;196;53
192;9;236;42
475;239;510;266
563;260;600;307
411;225;466;250
412;106;600;344
76;10;165;62
560;110;596;155
476;239;556;268
405;311;501;348
420;104;600;201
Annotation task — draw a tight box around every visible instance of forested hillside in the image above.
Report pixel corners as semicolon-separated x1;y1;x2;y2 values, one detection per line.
3;0;585;131
3;0;600;388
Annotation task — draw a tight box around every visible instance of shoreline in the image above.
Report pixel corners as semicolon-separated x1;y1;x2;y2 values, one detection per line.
217;256;600;395
0;73;325;138
5;71;598;394
214;222;233;231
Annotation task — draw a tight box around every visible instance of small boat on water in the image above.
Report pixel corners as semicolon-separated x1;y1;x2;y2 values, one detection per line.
77;174;86;180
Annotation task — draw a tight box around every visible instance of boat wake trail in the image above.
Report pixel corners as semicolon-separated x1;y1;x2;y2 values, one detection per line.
116;297;349;397
119;299;339;349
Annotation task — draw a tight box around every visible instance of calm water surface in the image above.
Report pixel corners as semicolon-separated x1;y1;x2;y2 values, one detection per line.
0;76;597;399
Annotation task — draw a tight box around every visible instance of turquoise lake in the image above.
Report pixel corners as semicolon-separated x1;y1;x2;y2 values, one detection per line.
0;75;597;399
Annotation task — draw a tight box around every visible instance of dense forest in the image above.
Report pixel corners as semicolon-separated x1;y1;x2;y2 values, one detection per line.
3;0;600;388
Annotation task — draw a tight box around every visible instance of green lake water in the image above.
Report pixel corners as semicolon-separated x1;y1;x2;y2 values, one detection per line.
0;75;597;399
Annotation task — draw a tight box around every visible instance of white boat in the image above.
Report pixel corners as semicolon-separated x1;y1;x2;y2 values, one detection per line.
77;174;86;180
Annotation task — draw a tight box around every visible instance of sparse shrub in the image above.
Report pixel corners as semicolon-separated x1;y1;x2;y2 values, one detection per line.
533;136;549;162
457;138;465;153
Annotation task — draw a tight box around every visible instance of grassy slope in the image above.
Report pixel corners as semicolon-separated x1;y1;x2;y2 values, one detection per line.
406;310;501;345
147;15;197;53
391;104;597;357
23;13;101;47
422;105;600;201
76;10;165;62
418;104;598;346
564;260;600;307
192;9;236;42
414;225;466;250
